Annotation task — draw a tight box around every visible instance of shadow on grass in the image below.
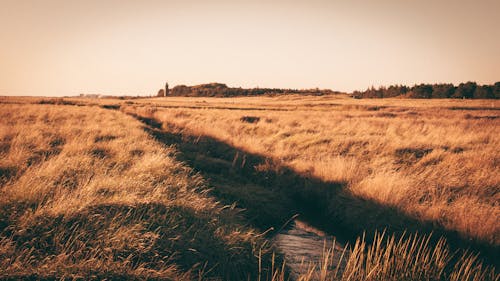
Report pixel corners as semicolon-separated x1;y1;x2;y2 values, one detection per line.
132;114;499;269
1;201;268;280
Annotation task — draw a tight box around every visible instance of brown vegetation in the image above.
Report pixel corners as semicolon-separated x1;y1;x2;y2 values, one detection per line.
353;82;499;99
163;81;500;99
169;83;338;97
122;96;500;248
275;232;498;281
0;103;271;280
0;95;498;280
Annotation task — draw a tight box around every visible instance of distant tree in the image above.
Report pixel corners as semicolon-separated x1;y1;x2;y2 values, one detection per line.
494;82;500;99
171;85;191;96
352;91;362;99
157;89;165;97
453;82;477;98
432;84;455;98
473;85;494;99
352;82;497;99
162;82;497;99
378;86;387;98
384;85;409;97
362;86;384;98
411;84;433;98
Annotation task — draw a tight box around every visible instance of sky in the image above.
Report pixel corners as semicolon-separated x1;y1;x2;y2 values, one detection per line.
1;0;499;96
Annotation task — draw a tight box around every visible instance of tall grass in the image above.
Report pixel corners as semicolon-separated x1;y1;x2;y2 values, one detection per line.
121;96;500;247
284;232;498;281
1;97;498;280
0;103;271;279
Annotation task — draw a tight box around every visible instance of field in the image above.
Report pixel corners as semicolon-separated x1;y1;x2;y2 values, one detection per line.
123;96;499;244
0;102;271;280
0;96;498;280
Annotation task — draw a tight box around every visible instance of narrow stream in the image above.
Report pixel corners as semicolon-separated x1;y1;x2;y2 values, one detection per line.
274;220;349;280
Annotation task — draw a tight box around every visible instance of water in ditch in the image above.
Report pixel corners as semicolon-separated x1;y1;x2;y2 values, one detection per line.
274;220;349;280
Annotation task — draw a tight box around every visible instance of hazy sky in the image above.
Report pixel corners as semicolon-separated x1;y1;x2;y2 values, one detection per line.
1;0;499;96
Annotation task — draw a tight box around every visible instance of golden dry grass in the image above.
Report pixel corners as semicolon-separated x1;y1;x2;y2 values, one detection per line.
275;232;498;281
122;96;499;246
1;96;498;280
0;103;270;280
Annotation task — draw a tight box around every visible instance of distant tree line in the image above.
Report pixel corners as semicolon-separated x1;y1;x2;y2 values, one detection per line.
169;83;339;97
352;82;500;99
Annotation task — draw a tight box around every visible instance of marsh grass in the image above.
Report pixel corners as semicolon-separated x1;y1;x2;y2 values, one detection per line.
121;96;499;247
0;103;273;280
1;96;498;280
285;232;498;281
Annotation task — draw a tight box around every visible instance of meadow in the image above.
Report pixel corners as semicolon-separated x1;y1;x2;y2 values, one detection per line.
0;96;498;280
0;102;271;280
123;96;499;247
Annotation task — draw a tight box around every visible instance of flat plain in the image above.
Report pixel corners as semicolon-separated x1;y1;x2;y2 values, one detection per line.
0;95;498;280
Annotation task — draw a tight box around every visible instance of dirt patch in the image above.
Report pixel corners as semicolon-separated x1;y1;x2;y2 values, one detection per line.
366;106;387;111
100;104;121;110
240;116;260;123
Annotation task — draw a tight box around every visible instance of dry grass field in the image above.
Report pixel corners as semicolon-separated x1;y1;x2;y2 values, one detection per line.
0;102;271;280
123;96;499;247
0;96;498;280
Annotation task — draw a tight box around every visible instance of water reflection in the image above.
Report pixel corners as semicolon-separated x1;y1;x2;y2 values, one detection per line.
274;220;348;280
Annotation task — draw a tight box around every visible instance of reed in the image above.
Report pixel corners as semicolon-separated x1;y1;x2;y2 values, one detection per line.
279;232;498;281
